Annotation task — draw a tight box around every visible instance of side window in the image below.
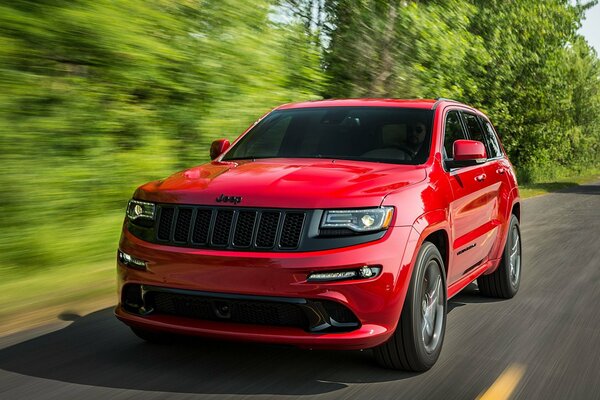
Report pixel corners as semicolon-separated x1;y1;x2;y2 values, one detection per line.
443;110;466;159
462;112;490;159
480;118;503;158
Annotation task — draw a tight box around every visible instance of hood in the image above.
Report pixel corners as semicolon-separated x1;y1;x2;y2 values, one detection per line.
134;158;427;209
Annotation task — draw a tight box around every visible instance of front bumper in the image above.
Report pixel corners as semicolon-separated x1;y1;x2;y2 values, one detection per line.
116;225;417;350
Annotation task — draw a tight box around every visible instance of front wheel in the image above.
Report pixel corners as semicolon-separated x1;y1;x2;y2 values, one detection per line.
374;241;447;371
478;215;521;299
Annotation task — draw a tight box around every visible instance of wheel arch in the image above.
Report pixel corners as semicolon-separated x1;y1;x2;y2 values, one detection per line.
422;230;449;279
511;201;521;222
410;209;451;280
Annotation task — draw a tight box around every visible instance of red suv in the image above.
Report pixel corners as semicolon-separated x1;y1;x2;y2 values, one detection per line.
116;99;521;371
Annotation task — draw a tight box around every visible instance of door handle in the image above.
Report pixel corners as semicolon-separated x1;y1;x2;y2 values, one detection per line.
475;173;486;182
496;168;505;174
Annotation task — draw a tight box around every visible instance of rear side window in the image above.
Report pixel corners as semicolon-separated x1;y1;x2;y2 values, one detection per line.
443;110;466;159
462;113;492;159
481;119;503;158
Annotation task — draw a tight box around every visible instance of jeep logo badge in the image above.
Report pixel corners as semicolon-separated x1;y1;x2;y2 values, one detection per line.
216;194;242;204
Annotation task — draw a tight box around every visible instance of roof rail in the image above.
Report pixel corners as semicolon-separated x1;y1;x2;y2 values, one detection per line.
432;97;462;109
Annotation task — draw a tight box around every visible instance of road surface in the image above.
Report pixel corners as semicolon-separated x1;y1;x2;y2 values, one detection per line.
1;182;599;400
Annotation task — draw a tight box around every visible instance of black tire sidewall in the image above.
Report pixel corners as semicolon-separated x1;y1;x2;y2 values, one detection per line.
405;242;447;369
504;215;521;295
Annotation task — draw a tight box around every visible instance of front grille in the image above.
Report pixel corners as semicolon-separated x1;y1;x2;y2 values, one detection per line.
155;205;306;250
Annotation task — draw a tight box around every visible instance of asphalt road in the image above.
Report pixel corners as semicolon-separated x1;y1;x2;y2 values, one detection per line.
1;182;599;400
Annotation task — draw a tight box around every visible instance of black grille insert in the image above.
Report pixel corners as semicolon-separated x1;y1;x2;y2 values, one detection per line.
233;211;257;247
211;210;234;246
173;208;193;242
256;212;280;248
192;209;213;245
157;207;175;241
280;213;305;249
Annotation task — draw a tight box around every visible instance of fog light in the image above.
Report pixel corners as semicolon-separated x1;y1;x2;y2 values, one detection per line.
359;265;374;278
118;250;147;269
307;266;381;282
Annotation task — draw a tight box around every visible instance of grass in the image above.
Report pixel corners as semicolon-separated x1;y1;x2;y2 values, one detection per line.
0;260;115;336
1;168;598;336
519;169;600;198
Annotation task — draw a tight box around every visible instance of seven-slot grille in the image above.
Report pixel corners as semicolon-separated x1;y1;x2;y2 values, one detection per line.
155;205;306;250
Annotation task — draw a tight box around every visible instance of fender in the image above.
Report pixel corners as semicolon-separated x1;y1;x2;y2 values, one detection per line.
385;208;451;330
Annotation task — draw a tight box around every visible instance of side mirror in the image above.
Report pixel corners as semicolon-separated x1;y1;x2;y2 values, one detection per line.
210;139;230;160
446;140;487;169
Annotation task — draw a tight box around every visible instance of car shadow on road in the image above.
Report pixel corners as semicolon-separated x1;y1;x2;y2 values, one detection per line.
448;283;508;313
0;307;420;396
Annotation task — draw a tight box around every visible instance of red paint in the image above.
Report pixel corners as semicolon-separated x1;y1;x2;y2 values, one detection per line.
453;139;487;160
116;99;520;349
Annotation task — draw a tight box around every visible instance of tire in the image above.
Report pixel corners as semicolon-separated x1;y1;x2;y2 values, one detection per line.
478;215;521;299
130;327;172;344
374;241;447;371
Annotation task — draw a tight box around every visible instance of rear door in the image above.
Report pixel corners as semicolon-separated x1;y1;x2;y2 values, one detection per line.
442;109;488;284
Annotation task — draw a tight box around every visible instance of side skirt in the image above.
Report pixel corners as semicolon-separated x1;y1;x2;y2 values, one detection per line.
447;260;494;299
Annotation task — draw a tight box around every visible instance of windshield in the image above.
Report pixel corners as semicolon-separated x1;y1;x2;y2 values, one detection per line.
223;107;434;165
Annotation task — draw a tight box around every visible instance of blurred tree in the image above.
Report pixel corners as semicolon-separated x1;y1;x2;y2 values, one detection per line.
0;0;324;270
323;0;488;99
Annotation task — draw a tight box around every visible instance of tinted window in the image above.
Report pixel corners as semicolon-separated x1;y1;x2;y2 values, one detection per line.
481;119;503;158
237;115;291;157
223;107;434;165
443;110;466;159
462;113;491;159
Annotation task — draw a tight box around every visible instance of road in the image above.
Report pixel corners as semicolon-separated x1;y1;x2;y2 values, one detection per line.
1;182;599;400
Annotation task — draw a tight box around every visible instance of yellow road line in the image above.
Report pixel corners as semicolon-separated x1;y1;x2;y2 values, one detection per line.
477;364;526;400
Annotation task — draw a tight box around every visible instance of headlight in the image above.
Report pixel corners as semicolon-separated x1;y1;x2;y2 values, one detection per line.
126;199;156;221
320;207;394;232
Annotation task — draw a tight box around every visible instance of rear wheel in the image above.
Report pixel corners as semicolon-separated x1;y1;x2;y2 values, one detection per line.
478;215;521;299
374;241;447;371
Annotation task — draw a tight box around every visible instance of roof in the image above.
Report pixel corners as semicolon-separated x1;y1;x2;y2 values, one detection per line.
275;98;461;110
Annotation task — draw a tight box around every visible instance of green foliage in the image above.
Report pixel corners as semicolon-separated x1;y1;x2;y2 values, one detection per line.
324;0;489;99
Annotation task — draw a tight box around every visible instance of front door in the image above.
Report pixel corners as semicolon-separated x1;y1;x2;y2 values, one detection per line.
443;109;495;284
